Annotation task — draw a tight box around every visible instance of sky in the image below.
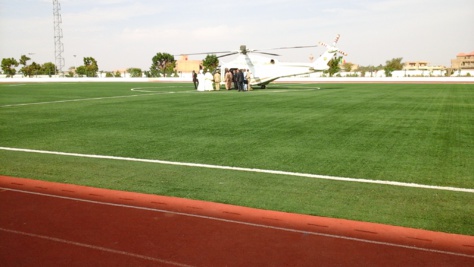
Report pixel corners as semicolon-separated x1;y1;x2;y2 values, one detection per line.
1;0;473;71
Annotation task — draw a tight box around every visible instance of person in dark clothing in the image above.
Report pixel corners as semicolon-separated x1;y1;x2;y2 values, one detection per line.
237;69;245;92
192;70;198;89
233;69;239;90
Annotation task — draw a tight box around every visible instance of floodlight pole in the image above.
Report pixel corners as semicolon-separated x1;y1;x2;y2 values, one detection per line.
53;0;65;75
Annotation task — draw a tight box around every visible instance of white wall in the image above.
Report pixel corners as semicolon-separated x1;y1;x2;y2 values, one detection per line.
2;76;474;83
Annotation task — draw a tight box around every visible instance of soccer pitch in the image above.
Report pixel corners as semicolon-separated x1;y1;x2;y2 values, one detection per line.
1;82;473;235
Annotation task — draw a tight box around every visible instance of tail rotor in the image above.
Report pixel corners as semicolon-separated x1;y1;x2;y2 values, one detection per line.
319;34;347;56
333;34;340;45
318;41;329;47
338;50;348;56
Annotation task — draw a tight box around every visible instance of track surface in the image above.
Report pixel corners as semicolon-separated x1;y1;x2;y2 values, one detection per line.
1;176;473;266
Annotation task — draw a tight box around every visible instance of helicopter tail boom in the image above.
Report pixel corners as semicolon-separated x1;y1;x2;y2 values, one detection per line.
311;34;347;71
311;49;338;71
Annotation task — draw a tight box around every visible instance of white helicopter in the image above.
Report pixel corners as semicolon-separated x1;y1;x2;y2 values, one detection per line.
185;34;347;89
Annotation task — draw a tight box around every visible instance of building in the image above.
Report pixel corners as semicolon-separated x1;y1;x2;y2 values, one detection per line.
404;61;429;70
175;55;202;75
399;61;445;77
403;61;445;72
451;51;474;70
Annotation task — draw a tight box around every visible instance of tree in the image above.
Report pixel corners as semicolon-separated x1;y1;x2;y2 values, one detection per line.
19;55;31;66
83;57;99;77
75;66;86;77
342;61;354;72
357;65;372;77
384;57;403;77
127;68;142;77
66;70;74;77
1;58;19;77
327;56;342;77
41;62;57;77
19;55;32;76
18;54;31;77
150;53;176;77
22;62;42;77
202;55;219;73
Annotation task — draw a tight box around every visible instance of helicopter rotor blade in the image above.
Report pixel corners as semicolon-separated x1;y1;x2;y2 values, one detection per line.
176;51;234;57
318;34;348;56
318;42;328;47
338;50;348;56
260;45;318;51
178;42;320;58
217;52;239;58
253;51;281;56
333;34;340;45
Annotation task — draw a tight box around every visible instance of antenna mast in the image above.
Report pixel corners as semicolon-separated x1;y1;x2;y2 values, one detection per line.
53;0;65;74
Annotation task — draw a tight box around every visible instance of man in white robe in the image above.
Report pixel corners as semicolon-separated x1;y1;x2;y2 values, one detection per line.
204;69;214;91
197;70;205;91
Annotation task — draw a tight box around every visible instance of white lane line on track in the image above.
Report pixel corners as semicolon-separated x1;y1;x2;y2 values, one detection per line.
0;227;194;267
2;187;473;259
1;146;473;194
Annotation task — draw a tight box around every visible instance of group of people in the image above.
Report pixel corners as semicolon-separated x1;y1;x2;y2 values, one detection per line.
224;68;252;91
192;68;252;92
192;69;216;91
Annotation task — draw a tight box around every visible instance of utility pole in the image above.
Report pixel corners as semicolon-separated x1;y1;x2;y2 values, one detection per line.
53;0;65;75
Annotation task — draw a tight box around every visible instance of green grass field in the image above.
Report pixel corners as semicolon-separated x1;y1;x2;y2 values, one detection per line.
1;82;473;235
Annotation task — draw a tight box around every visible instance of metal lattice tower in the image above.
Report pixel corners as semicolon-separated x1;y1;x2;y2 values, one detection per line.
53;0;65;74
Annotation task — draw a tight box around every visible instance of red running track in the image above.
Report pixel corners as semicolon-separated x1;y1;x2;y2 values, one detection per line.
1;176;473;266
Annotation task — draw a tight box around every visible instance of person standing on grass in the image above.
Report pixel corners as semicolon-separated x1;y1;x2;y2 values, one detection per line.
213;69;221;91
204;69;214;91
197;69;205;91
233;69;239;90
192;70;198;89
237;69;245;92
224;68;232;90
246;69;253;91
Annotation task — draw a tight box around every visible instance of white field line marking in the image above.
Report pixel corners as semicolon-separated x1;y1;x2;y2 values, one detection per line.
0;86;192;108
0;227;194;267
130;87;185;93
2;187;473;259
4;84;26;86
130;87;320;93
1;146;473;194
1;85;318;108
0;93;157;108
259;87;321;93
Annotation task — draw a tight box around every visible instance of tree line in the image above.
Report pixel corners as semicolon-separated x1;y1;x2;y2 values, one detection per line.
1;56;56;77
0;55;100;77
1;53;404;78
330;57;404;77
0;53;185;78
